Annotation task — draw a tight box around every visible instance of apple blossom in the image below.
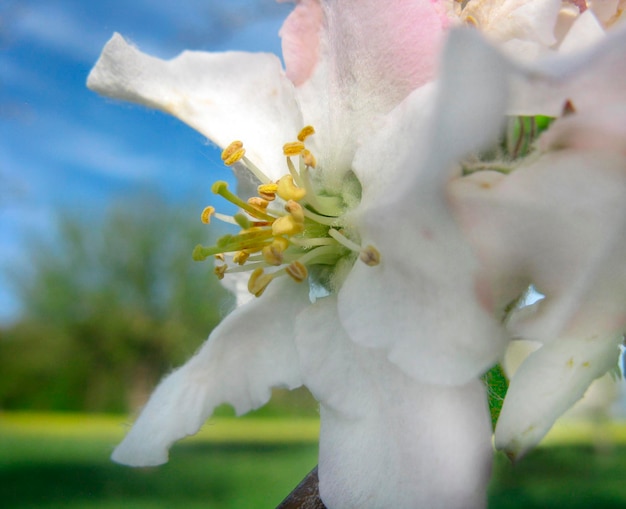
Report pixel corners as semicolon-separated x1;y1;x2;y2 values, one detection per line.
450;24;626;459
86;1;515;507
450;0;620;61
86;0;626;505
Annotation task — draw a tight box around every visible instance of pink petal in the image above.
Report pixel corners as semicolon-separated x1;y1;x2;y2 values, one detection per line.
280;0;324;86
323;0;448;103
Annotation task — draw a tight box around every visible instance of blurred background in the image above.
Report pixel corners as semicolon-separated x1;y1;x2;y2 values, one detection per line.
0;0;317;415
1;1;625;508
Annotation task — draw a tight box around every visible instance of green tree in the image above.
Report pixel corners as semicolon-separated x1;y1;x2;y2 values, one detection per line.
0;194;233;413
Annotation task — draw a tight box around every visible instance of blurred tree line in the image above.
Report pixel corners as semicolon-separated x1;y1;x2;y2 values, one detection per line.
0;195;234;413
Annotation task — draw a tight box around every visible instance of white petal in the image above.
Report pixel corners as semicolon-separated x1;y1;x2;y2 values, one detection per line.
509;23;626;115
111;279;309;466
421;28;513;170
558;9;605;54
295;297;493;509
339;29;510;386
451;150;626;344
87;33;301;178
495;333;623;458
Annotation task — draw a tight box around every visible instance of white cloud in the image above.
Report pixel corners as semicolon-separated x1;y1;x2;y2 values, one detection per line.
10;2;109;62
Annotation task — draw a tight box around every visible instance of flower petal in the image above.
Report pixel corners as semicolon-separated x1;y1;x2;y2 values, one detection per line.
295;296;493;509
293;0;449;184
460;0;562;47
279;0;324;86
87;33;301;178
339;29;511;386
451;150;626;344
494;333;623;458
509;22;626;115
111;279;309;466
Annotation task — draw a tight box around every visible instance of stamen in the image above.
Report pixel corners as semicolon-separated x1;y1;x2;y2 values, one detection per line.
262;238;288;266
286;261;308;282
283;141;305;156
214;264;227;280
221;141;245;166
248;197;269;210
284;200;305;223
301;149;316;168
248;268;273;297
258;183;278;201
213;212;239;225
297;125;315;142
233;251;250;265
360;245;381;266
197;126;374;296
286;157;308;193
328;228;362;253
272;215;305;236
296;244;344;266
465;14;478;27
276;175;306;201
201;206;215;224
240;155;273;184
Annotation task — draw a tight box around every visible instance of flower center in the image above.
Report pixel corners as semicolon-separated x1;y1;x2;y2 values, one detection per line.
193;126;379;297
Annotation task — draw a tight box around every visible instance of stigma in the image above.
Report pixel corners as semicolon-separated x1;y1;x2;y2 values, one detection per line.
193;126;379;297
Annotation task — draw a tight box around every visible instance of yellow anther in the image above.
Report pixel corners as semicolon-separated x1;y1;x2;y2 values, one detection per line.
221;141;246;166
258;183;278;201
285;199;305;223
272;214;305;236
248;268;274;297
215;253;225;262
301;149;316;168
286;261;308;282
277;175;306;201
283;141;305;156
262;238;288;266
233;251;250;265
201;206;215;224
214;264;227;280
360;245;381;266
248;197;269;210
465;14;478;27
297;125;315;142
273;236;290;251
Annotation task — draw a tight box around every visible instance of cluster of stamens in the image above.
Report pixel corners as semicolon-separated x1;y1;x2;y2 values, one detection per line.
193;126;380;297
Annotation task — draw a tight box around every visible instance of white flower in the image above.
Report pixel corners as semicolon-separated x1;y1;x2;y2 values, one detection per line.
449;0;619;61
450;24;626;459
87;1;510;507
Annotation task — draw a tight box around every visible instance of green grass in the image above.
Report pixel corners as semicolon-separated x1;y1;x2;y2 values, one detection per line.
0;413;319;509
2;413;626;508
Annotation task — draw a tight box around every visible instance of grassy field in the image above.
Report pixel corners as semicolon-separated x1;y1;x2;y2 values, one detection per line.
2;413;626;508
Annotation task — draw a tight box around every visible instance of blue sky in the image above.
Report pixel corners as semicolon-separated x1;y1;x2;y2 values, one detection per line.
0;0;292;322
